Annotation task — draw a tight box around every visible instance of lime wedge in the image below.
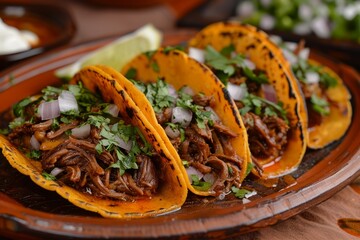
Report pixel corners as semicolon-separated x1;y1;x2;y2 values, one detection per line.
55;24;162;79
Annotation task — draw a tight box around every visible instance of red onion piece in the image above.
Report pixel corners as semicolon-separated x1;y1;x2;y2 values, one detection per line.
106;104;119;117
282;48;298;65
164;125;180;139
30;135;40;150
244;59;256;70
227;83;246;101
58;91;78;113
115;136;132;152
203;173;215;185
188;47;205;63
39;100;60;120
50;167;64;177
171;107;193;127
186;166;203;184
262;84;277;103
71;124;91;139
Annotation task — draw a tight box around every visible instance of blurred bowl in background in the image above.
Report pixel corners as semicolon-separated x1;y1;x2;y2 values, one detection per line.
0;2;76;71
82;0;170;8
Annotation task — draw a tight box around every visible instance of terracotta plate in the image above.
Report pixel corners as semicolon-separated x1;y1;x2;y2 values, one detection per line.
0;31;359;239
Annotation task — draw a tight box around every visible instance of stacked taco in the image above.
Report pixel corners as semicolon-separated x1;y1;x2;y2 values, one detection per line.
272;37;352;149
114;48;251;197
0;66;188;218
187;21;308;179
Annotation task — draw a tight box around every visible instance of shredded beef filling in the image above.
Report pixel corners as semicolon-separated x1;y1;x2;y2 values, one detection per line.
157;93;243;196
8;112;160;201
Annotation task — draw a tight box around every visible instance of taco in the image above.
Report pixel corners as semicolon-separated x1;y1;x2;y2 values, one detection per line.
187;21;307;179
108;48;251;197
0;66;187;218
273;37;352;149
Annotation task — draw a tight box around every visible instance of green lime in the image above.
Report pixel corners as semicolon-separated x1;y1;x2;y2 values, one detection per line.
55;24;162;80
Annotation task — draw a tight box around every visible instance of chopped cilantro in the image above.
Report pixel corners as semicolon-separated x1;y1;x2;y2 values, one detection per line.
231;186;252;199
9;117;25;129
245;162;254;177
41;86;62;101
191;174;212;191
125;67;137;79
182;160;189;167
143;50;156;60
26;150;42;160
42;172;56;181
12;98;32;118
163;45;185;53
311;95;330;116
151;61;160;73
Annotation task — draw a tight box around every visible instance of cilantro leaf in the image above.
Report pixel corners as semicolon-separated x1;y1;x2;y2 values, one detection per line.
125;67;137;79
231;186;252;199
311;94;330;116
42;172;56;181
26;150;42;160
191;174;212;191
12;98;32;118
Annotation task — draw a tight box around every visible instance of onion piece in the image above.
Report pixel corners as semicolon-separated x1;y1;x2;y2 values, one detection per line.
165;125;180;139
167;84;178;99
106;104;119;117
311;17;330;38
298;48;310;60
188;47;205;63
39;100;60;120
236;1;255;19
186;166;203;184
244;59;256;70
30;135;40;150
58;90;78;113
180;86;194;96
261;84;277;103
50;167;64;177
227;82;246;101
305;71;320;84
259;14;275;30
71;124;91;139
171;107;193;127
115;136;132;152
282;48;298;65
205;106;220;122
203;173;215;185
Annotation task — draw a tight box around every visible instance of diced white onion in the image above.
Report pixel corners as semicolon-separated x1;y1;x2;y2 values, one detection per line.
30;135;40;150
298;48;310;60
284;42;298;52
171;107;193;127
227;82;246;101
245;190;257;198
106;104;119;117
298;4;313;21
188;47;205;63
269;35;282;45
282;48;298;65
259;14;275;30
236;1;255;19
181;86;194;96
167;84;178;99
205;106;220;121
262;84;277;103
58;90;78;113
115;136;132;152
260;0;271;7
50;167;64;177
218;192;226;200
186;166;203;184
311;17;330;38
293;23;312;35
203;173;215;185
242;198;251;204
39;100;60;120
164;125;180;139
305;71;320;84
71;124;91;139
244;59;256;70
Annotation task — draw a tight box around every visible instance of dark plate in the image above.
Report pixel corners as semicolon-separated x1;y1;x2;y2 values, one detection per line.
0;31;359;239
0;1;76;70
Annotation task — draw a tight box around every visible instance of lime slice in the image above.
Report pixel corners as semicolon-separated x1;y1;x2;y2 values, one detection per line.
55;24;162;79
